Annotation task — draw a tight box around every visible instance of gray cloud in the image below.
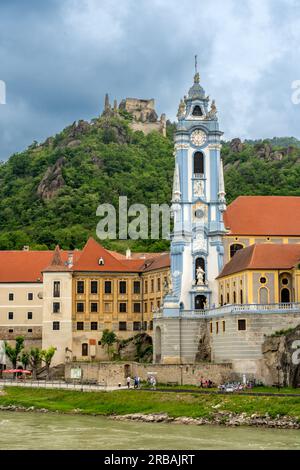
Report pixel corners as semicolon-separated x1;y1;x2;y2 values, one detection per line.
0;0;300;160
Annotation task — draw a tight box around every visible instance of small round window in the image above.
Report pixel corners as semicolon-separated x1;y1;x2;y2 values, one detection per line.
282;278;289;285
260;277;267;284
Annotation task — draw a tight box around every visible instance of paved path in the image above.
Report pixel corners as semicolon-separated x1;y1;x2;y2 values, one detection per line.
1;380;299;396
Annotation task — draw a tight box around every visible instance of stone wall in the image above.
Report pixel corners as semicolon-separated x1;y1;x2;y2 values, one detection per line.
65;361;234;386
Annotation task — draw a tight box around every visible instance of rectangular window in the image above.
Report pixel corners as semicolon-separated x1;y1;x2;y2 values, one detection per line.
119;302;127;313
133;281;141;294
76;302;84;313
119;321;127;331
90;281;98;294
90;302;98;313
53;281;60;298
144;302;148;313
53;321;60;330
149;321;153;330
104;281;112;294
238;319;246;331
8;329;14;333
133;321;141;331
144;280;148;294
119;281;127;294
104;302;111;313
216;322;219;334
157;278;161;291
77;281;84;294
8;312;13;320
77;321;84;331
142;321;147;330
53;302;60;313
27;312;33;320
27;329;32;333
9;293;14;301
150;302;153;312
157;300;161;308
210;322;213;334
222;320;226;333
91;321;98;331
28;293;33;301
151;279;154;293
133;302;141;313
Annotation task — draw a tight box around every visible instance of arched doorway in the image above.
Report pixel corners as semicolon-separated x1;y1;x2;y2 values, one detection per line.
155;327;162;363
195;295;207;310
281;288;290;303
81;343;88;356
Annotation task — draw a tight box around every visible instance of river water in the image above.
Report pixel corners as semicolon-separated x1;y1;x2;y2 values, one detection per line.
0;411;299;450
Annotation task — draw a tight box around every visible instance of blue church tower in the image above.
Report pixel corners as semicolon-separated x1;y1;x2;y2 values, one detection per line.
154;68;227;364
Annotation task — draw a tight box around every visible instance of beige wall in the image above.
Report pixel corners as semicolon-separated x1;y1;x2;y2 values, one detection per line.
0;282;43;342
42;272;73;365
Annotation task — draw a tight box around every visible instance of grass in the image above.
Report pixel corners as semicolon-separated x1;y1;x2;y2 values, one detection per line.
0;386;300;421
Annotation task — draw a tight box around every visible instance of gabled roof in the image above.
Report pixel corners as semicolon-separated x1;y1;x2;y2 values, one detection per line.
71;238;170;273
218;243;300;278
224;196;300;236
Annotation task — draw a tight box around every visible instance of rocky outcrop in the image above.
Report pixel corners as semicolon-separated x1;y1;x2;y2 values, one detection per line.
37;157;66;200
118;333;153;362
262;324;300;387
230;138;244;153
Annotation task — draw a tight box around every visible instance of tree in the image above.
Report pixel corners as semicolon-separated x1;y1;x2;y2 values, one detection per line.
4;336;24;369
29;347;42;380
20;351;30;369
101;329;117;360
41;346;56;379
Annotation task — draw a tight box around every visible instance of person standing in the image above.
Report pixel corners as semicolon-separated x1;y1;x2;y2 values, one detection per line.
126;376;131;389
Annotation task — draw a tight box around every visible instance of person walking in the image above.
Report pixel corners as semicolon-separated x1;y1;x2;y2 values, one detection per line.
126;376;131;389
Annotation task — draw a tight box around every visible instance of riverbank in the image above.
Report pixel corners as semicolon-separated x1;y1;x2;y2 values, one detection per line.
0;386;299;429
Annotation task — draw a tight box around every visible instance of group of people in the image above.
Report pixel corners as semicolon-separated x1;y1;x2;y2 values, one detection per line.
126;375;141;389
199;378;214;388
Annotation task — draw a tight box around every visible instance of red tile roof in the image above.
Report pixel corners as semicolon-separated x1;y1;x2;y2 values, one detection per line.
0;239;170;282
218;243;300;278
224;196;300;236
71;238;170;273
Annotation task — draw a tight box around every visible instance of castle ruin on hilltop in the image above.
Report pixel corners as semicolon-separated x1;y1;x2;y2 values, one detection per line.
102;94;166;137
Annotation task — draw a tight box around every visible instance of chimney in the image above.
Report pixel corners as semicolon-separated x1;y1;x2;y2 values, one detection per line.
126;248;131;259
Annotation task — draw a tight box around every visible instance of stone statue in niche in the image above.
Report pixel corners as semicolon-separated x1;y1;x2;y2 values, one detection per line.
164;271;173;294
194;180;204;197
177;99;186;119
196;266;205;286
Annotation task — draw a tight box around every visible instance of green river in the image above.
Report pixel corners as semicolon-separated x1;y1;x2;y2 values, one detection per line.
0;411;300;450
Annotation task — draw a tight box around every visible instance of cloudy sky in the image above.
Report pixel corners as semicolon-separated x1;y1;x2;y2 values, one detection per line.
0;0;300;160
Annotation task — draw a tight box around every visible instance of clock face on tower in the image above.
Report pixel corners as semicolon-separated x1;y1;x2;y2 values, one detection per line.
190;129;207;147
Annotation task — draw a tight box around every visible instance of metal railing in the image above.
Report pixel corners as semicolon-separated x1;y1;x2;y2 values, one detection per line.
0;378;126;392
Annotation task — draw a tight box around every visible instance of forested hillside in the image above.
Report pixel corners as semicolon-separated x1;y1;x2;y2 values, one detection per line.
0;113;299;252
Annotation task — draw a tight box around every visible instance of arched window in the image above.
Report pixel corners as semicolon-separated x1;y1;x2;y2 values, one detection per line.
82;343;88;356
281;288;290;303
220;294;224;306
230;243;244;259
259;287;268;304
195;295;207;310
240;289;243;304
193;152;204;175
233;291;236;304
195;257;205;283
192;105;203;117
226;293;230;304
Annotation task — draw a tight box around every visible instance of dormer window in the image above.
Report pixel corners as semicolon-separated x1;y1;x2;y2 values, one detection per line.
98;257;104;266
192;105;203;116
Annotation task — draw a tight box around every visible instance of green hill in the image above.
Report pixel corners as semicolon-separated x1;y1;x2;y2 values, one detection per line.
0;115;299;252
